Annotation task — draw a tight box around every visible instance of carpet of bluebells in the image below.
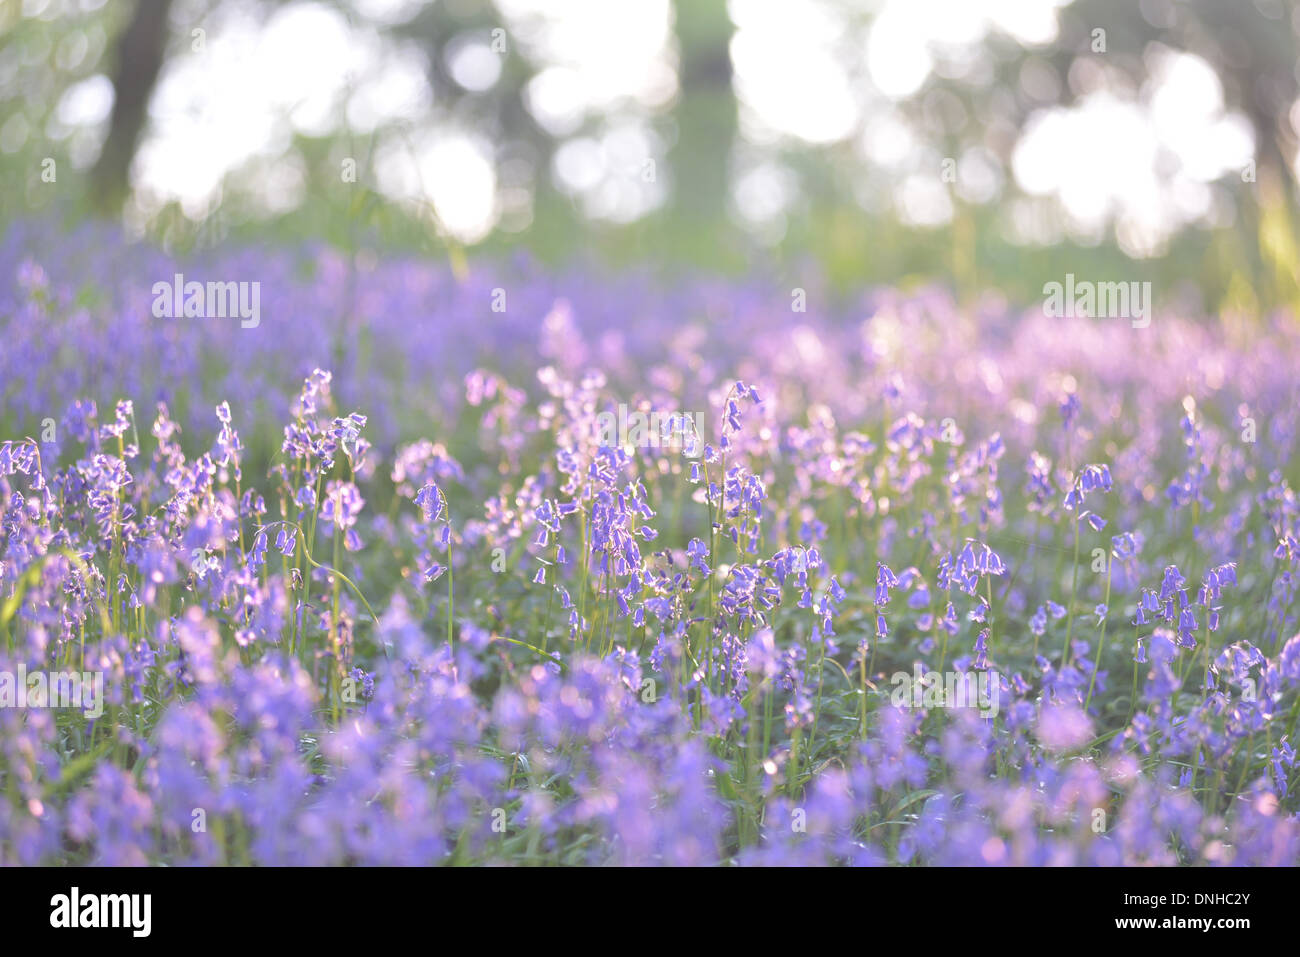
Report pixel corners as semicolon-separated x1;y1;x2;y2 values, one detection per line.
2;219;1300;866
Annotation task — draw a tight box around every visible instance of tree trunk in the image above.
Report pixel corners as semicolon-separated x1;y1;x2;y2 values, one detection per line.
91;0;175;214
668;0;735;230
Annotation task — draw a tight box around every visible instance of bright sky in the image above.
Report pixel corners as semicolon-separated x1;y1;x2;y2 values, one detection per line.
44;0;1264;254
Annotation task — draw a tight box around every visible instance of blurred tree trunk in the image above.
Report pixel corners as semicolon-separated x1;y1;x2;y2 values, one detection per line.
668;0;735;231
92;0;174;214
